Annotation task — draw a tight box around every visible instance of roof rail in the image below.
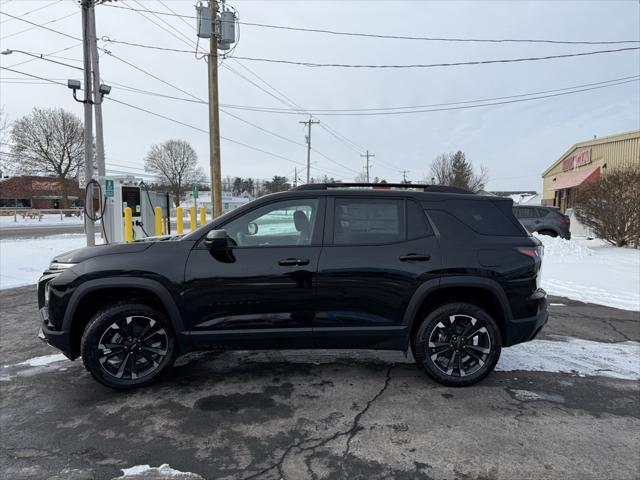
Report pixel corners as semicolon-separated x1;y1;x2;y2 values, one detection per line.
294;183;473;194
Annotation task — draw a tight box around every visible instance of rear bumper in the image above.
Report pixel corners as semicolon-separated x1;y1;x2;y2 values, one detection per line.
503;289;548;347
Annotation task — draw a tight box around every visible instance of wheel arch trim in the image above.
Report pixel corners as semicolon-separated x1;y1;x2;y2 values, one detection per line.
402;276;513;346
62;278;188;349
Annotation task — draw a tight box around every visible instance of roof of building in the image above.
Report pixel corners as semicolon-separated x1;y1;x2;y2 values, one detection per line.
542;130;640;177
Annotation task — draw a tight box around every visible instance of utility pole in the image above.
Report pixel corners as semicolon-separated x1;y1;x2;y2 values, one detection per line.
88;3;105;177
208;0;222;218
293;167;297;188
360;150;375;183
299;117;320;183
402;169;410;183
81;0;95;246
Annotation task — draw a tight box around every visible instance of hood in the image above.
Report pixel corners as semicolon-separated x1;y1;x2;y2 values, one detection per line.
52;242;154;265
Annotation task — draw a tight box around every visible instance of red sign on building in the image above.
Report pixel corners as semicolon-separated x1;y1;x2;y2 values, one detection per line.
562;149;591;171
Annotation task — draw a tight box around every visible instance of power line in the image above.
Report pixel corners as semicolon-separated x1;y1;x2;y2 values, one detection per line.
99;3;640;46
230;47;640;69
237;21;640;46
101;36;197;54
216;74;640;113
214;75;640;116
0;66;345;178
0;0;62;25
0;11;80;41
226;59;367;169
125;0;199;51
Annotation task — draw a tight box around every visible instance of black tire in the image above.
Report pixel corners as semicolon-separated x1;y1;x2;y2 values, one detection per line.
81;302;176;390
412;303;502;387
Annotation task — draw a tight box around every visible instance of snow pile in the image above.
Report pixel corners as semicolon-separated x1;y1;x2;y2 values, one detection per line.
0;234;102;289
115;464;204;479
537;236;639;311
498;337;640;380
534;232;593;258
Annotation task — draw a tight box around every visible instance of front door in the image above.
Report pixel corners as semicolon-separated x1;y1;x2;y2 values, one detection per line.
184;197;324;349
315;197;441;349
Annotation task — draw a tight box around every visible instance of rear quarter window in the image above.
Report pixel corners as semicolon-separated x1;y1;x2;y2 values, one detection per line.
444;200;525;236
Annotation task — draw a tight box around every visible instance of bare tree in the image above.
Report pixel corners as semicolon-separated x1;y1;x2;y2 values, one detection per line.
144;139;204;206
575;167;640;247
429;151;488;192
5;107;85;208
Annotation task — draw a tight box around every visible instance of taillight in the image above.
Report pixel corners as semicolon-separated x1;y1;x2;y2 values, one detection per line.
560;215;570;224
517;246;543;258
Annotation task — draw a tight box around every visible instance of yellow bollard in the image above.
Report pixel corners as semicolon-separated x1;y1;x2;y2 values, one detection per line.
199;206;206;227
123;207;133;243
189;205;196;232
176;206;183;234
155;206;163;236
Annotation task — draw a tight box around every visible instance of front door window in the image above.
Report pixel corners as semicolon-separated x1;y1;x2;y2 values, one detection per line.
224;199;320;247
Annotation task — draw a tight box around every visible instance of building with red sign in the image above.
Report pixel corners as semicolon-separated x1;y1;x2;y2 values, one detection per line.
0;176;83;209
541;130;639;212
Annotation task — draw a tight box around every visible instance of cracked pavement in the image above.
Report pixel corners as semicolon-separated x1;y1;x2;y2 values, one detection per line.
1;286;639;480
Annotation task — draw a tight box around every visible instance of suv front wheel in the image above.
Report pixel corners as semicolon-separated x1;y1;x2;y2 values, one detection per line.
412;303;502;387
81;302;176;390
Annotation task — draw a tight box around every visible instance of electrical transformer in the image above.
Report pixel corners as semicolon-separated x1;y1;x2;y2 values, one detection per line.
196;5;212;39
218;10;236;50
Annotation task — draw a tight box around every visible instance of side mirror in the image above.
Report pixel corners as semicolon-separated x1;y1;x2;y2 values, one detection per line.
204;229;231;249
247;222;258;235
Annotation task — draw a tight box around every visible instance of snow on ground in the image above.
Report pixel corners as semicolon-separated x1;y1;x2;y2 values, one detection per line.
15;354;67;367
115;464;203;479
497;337;640;380
536;233;640;311
0;213;84;227
0;234;102;289
4;337;639;381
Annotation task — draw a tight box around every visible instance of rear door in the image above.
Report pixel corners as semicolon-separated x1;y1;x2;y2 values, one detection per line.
314;196;441;349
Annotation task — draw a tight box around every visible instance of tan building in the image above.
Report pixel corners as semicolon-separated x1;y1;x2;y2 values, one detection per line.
541;130;640;211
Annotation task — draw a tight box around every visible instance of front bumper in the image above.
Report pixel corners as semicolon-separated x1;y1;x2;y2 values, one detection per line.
38;307;73;359
503;289;549;347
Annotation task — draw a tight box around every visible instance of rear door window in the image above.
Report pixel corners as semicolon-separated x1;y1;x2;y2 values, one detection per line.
333;198;405;245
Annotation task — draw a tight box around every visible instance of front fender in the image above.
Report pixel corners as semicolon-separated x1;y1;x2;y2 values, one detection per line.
62;277;189;352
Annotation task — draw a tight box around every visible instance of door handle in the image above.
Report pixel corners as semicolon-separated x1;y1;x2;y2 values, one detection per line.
399;254;431;262
278;258;310;267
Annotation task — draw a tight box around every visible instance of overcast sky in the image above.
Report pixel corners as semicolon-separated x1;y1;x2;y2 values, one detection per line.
1;0;638;191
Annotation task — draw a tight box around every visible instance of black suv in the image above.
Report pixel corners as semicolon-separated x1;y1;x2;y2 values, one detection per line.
38;183;547;389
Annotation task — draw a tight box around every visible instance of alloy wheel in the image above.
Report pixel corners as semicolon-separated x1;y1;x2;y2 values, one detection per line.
97;315;169;380
426;314;492;377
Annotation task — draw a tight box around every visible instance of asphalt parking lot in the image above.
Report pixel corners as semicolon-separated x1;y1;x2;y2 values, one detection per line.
1;285;639;480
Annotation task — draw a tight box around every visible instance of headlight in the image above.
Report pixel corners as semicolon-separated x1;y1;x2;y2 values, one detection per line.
48;262;76;271
44;282;51;303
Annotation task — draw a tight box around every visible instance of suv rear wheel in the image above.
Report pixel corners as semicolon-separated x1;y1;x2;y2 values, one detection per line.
412;303;501;387
81;302;175;390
